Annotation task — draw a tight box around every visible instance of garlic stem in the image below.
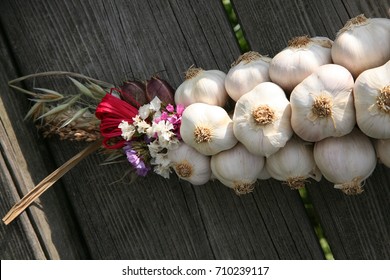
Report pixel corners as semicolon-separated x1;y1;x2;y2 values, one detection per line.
252;105;276;125
338;14;368;35
194;126;212;143
288;35;311;48
377;85;390;114
185;66;203;80
231;51;262;67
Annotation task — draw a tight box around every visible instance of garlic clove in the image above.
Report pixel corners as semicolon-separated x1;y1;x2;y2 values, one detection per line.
331;15;390;78
354;60;390;139
210;143;265;195
233;82;293;157
313;128;377;195
167;142;211;185
225;51;271;101
290;64;355;142
174;66;228;107
265;136;321;190
180;103;237;156
269;35;333;93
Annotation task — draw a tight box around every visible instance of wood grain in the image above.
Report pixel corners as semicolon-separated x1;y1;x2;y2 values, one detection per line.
232;0;390;259
0;0;324;259
0;22;88;259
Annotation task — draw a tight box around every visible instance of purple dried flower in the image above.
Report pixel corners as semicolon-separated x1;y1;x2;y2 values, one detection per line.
123;144;150;176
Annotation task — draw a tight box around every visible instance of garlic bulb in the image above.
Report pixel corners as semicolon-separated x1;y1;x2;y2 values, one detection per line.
211;143;265;195
290;64;355;142
269;36;333;93
174;66;228;107
266;136;321;189
225;51;271;101
180;103;237;156
354;60;390;139
233;82;293;157
257;166;271;180
331;15;390;78
167;142;211;185
376;139;390;168
314;129;377;195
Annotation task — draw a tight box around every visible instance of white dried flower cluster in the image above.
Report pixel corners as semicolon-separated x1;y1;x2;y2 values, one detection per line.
118;97;180;178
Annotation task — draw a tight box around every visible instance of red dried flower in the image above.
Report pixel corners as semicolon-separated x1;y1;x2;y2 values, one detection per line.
95;91;139;149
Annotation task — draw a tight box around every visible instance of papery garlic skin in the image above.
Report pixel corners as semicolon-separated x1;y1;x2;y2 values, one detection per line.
225;51;271;101
314;129;377;195
174;67;228;107
354;60;390;139
290;64;355;142
331;15;390;78
269;36;333;93
180;103;237;156
211;143;265;195
376;139;390;168
266;137;321;189
233;82;293;157
167;142;211;185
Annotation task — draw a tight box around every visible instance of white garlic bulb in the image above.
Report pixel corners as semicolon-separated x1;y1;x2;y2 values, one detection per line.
290;64;355;142
266;136;321;189
174;66;228;107
331;15;390;78
257;166;271;180
314;129;377;195
376;139;390;168
233;82;293;157
211;143;265;195
269;36;333;93
225;51;271;101
167;142;211;185
354;60;390;139
180;103;237;156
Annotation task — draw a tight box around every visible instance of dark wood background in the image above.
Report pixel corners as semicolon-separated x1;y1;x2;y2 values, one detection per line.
0;0;389;260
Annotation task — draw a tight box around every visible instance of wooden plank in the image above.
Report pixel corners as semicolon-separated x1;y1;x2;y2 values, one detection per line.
0;134;45;259
0;0;323;259
306;166;390;259
0;24;88;259
232;0;390;259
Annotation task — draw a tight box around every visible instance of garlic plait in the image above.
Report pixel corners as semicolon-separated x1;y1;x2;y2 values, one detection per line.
331;15;390;78
266;136;321;189
211;143;265;195
167;142;211;185
180;103;237;156
375;139;390;168
354;60;390;139
290;64;355;142
269;35;333;93
174;66;228;107
314;128;377;195
225;51;271;101
233;82;293;157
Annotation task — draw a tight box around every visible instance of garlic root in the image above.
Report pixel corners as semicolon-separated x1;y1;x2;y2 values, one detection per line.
334;177;364;195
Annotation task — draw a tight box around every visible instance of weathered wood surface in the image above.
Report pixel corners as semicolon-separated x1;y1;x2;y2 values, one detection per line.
233;0;390;259
0;25;89;259
0;0;388;260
